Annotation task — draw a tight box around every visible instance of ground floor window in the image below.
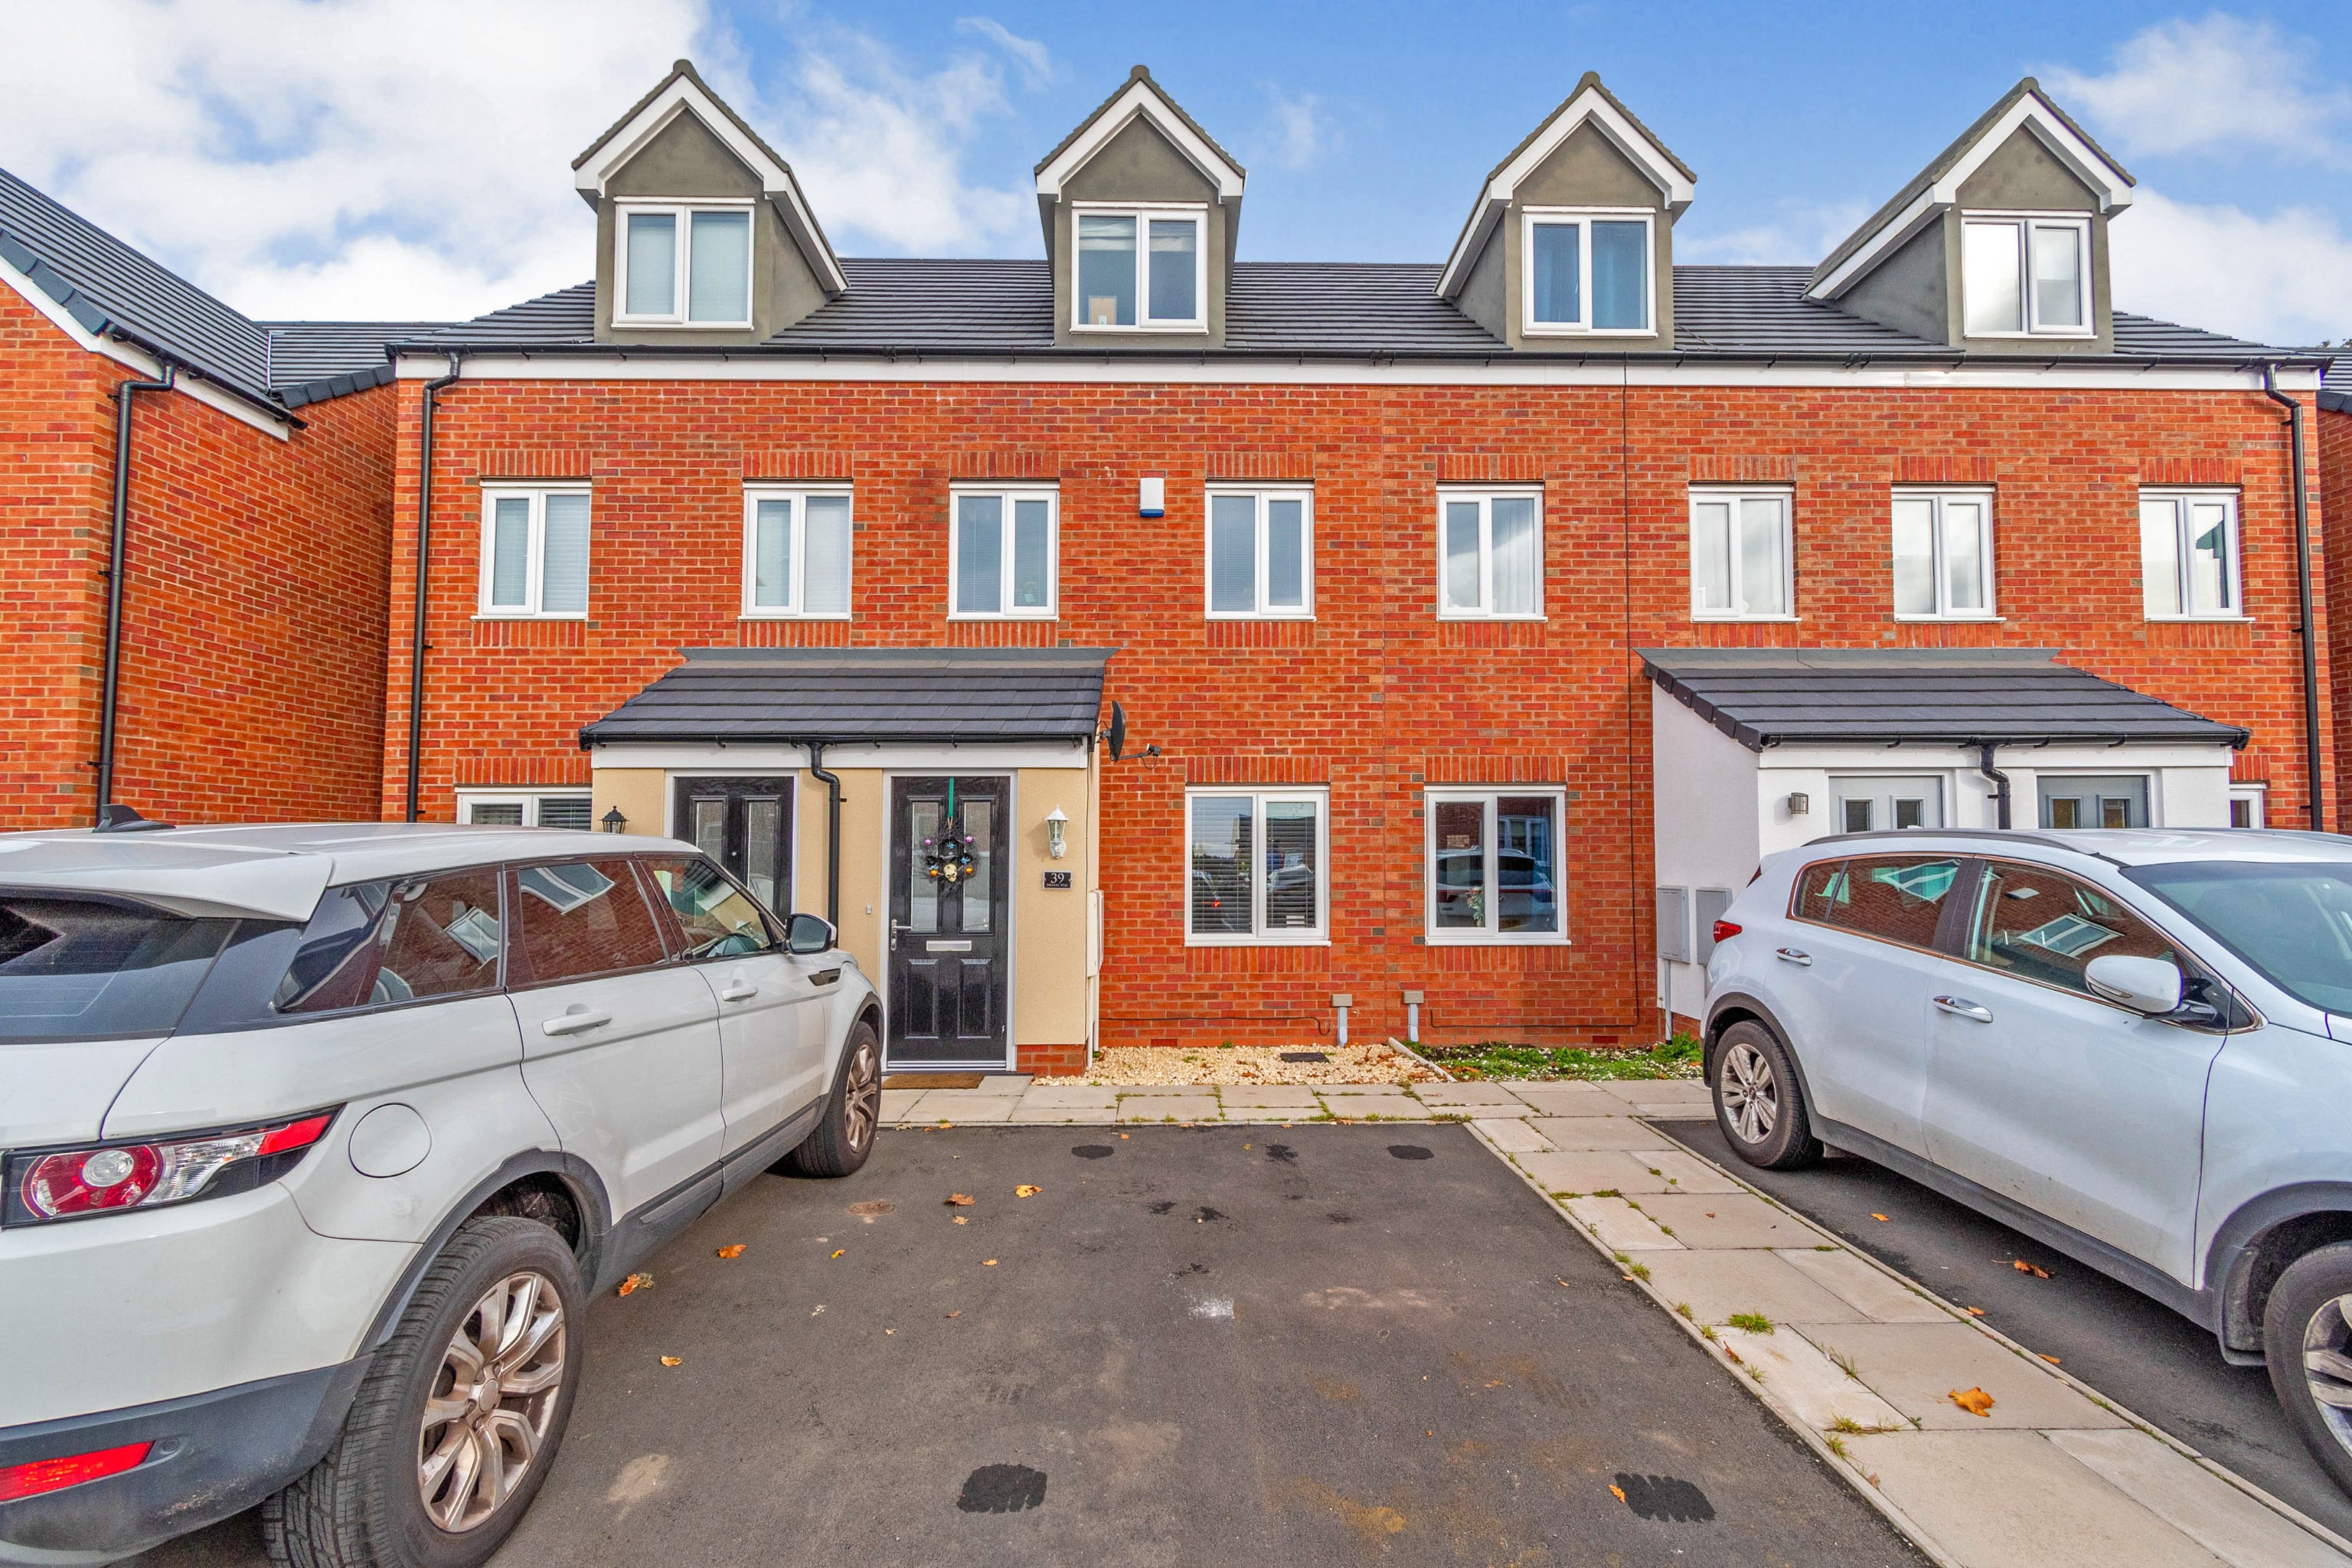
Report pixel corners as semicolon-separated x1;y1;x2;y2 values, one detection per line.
2230;785;2265;828
1187;788;1327;942
1426;789;1566;942
2038;774;2149;830
459;792;593;831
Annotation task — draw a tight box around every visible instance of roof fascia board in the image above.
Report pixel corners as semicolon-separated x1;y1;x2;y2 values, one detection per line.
1034;83;1244;201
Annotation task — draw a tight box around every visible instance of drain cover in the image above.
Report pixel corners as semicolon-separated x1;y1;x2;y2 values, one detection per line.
1279;1051;1331;1063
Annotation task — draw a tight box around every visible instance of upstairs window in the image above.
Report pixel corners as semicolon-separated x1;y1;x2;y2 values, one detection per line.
1073;205;1204;330
1962;214;2090;338
1891;488;1994;619
952;486;1057;618
1523;208;1652;335
481;488;590;619
1690;488;1792;620
1206;487;1312;618
1439;488;1543;619
616;202;753;327
743;486;853;619
2140;488;2241;620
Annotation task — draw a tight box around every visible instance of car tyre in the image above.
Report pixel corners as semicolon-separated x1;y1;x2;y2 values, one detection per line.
2263;1241;2352;1496
1711;1021;1821;1171
263;1216;583;1568
785;1016;882;1178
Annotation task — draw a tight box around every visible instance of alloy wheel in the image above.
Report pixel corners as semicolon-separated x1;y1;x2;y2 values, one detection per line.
418;1269;567;1533
1720;1042;1779;1145
844;1038;880;1152
2304;1293;2352;1455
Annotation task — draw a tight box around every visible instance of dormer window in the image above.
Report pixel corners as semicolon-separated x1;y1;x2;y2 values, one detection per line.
1960;214;2090;338
616;202;753;327
1072;204;1204;331
1522;208;1652;336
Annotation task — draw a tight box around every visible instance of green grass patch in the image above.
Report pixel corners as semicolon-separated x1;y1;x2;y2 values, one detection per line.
1726;1312;1775;1334
1423;1032;1703;1082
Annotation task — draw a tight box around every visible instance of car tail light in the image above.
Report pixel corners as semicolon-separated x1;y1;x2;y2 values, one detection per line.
5;1110;337;1228
0;1442;152;1503
1711;920;1743;944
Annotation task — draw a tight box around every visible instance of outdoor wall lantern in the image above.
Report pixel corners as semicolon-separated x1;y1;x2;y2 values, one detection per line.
601;807;628;834
1786;792;1810;817
1045;805;1069;860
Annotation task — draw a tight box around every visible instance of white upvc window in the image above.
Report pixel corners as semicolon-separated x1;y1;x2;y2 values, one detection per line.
1438;487;1544;619
613;201;754;327
1204;486;1313;618
1186;788;1328;944
1961;213;2092;338
1890;488;1995;619
1521;207;1654;336
742;486;853;619
2230;783;2267;828
479;488;591;619
1690;487;1794;620
950;485;1058;618
2140;488;2243;620
459;792;593;831
1071;203;1206;331
1425;788;1567;944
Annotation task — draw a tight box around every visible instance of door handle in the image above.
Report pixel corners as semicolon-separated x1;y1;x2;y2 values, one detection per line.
1775;947;1813;966
541;1008;612;1037
719;983;758;1002
1933;996;1994;1024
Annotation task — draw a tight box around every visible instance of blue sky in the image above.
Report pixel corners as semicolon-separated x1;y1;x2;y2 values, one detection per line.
4;1;2348;341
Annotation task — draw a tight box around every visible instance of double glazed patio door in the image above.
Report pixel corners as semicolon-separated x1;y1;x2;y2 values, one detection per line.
887;776;1009;1067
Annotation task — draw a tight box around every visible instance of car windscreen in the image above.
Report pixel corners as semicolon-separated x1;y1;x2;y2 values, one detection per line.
0;893;237;1042
2121;861;2352;1014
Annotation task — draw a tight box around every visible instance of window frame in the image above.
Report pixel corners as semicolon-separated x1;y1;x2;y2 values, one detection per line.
1067;201;1208;333
740;484;854;620
1959;212;2093;340
477;487;592;620
1202;485;1315;619
2230;784;2267;828
457;792;594;830
947;484;1060;620
1519;206;1656;338
1890;486;1998;621
1423;786;1570;946
1183;786;1331;946
1436;485;1547;621
2139;487;2245;622
1687;485;1795;622
611;199;756;328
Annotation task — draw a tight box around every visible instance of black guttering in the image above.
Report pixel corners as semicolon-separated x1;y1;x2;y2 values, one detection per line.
95;366;174;822
404;354;463;822
2262;364;2325;830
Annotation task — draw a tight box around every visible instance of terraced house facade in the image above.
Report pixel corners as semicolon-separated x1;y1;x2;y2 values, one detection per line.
0;64;2332;1070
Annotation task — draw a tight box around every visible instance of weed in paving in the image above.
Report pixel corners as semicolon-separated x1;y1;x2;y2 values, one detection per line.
1423;1031;1704;1082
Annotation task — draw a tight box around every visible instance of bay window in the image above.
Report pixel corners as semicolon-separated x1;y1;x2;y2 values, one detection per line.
2140;488;2240;619
1439;488;1544;619
1523;208;1653;335
480;488;590;619
952;486;1057;618
743;487;853;618
1187;789;1327;943
1206;487;1313;618
1961;214;2091;338
615;203;753;327
1426;789;1565;942
1073;205;1204;330
1690;488;1792;619
1890;489;1994;619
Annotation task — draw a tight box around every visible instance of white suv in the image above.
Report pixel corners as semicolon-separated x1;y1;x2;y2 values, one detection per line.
0;822;882;1566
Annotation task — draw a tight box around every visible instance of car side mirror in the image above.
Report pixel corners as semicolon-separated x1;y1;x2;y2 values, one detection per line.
2085;955;2184;1015
786;913;835;956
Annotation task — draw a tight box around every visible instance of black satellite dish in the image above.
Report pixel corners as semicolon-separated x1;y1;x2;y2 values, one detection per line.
1104;701;1126;761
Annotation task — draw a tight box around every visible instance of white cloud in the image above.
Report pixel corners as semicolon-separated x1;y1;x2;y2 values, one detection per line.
1676;200;1872;266
2110;188;2352;344
955;16;1051;87
2042;13;2351;161
1258;87;1334;172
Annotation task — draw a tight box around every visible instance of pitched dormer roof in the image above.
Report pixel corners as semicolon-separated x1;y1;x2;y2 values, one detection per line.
1033;65;1246;201
1808;77;2133;301
1438;72;1696;300
573;58;848;297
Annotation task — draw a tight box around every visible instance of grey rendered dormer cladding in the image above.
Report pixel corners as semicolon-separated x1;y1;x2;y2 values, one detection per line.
572;60;847;346
1807;79;2132;355
1033;66;1246;350
1436;74;1695;351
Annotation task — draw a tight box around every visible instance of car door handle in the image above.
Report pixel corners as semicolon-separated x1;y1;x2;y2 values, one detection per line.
1775;947;1812;966
1933;996;1994;1024
541;1008;612;1037
719;984;758;1002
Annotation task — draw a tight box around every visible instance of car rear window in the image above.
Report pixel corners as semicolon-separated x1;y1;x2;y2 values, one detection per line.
274;867;504;1014
0;893;235;1042
2123;860;2352;1014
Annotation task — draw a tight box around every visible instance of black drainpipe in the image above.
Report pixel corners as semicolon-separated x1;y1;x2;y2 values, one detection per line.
806;742;843;927
1978;743;2012;829
2262;364;2324;831
94;365;175;823
405;354;463;822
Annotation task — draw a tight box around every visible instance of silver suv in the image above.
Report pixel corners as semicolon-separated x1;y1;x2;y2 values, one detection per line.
1703;828;2352;1494
0;822;882;1566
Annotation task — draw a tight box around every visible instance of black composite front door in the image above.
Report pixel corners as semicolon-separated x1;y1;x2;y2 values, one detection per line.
674;777;792;913
887;776;1009;1065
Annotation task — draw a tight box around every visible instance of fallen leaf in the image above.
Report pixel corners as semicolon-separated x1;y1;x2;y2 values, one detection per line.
2012;1259;2050;1279
1609;1484;1627;1502
811;1305;825;1316
1119;1133;1129;1139
660;1356;682;1367
1870;1214;1891;1222
1949;1387;1995;1417
884;1328;895;1335
983;1259;998;1266
1964;1306;1986;1316
618;1272;653;1296
946;1311;962;1318
952;1216;970;1225
1014;1185;1041;1198
830;1250;845;1259
946;1194;975;1206
2038;1354;2061;1365
717;1244;746;1259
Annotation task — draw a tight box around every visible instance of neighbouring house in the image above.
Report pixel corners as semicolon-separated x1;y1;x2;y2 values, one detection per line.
0;168;426;827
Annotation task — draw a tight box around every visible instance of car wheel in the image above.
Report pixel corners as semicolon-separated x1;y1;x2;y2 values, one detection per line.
786;1016;882;1178
1711;1021;1821;1171
2264;1242;2352;1496
264;1217;582;1568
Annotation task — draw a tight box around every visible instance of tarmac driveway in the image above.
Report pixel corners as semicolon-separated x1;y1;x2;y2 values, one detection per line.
142;1122;1919;1567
